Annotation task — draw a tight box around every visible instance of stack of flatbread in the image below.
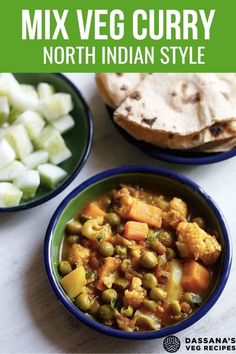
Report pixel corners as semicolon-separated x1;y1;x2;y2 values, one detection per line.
96;73;236;152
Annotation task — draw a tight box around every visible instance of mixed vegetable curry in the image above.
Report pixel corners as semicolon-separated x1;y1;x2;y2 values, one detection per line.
59;185;222;332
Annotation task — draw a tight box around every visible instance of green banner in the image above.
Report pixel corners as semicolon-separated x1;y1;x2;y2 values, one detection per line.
0;0;235;72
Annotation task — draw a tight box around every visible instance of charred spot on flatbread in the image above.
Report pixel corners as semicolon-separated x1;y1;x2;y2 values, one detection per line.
141;117;157;127
116;73;123;77
120;84;128;91
210;124;224;137
168;133;174;140
130;91;142;101
182;92;201;104
125;106;132;113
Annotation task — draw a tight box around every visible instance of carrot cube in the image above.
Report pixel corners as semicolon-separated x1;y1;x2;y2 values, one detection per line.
127;199;162;228
124;221;149;241
82;201;105;218
182;260;211;293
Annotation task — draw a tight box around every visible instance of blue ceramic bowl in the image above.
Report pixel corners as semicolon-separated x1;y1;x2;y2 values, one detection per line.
107;106;236;165
44;166;232;339
0;74;93;212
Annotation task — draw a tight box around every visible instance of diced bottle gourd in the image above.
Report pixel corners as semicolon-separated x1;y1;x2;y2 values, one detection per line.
51;114;75;134
0;160;27;182
40;93;73;121
34;126;71;165
0;139;16;170
38;163;67;189
22;150;49;170
15;110;45;140
0;96;10;124
14;170;40;199
0;73;73;207
0;182;23;207
37;83;54;100
6;124;33;159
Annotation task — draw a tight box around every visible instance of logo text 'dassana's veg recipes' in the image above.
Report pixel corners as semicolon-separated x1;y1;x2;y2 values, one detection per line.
20;9;215;66
163;336;236;353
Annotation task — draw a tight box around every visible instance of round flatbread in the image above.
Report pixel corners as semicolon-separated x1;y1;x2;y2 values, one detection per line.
114;73;236;136
96;73;147;108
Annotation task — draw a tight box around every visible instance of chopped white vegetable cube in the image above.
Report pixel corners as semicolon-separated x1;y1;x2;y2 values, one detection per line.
0;182;23;207
14;170;40;199
6;124;33;159
0;74;39;112
7;108;22;124
0;139;16;170
15;110;45;140
8;88;40;112
21;84;39;101
37;83;55;99
34;126;72;165
0;96;10;124
22;150;49;170
38;163;67;189
51;114;75;134
0;73;20;96
0;160;26;182
40;93;73;121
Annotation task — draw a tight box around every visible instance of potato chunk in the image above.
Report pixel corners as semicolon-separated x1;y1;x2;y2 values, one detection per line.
60;266;86;299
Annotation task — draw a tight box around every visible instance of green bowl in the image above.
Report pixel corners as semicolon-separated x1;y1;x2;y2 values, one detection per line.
44;166;231;339
0;73;93;212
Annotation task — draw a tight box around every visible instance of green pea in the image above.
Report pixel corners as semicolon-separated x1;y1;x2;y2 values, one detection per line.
66;220;82;235
79;214;91;224
89;300;100;316
121;305;133;318
150;240;166;255
114;245;127;258
98;241;114;256
104;213;121;226
192;217;205;229
120;259;132;272
150;287;167;301
142;273;158;289
183;292;202;305
98;305;114;320
166;247;176;260
101;196;112;208
75;293;92;311
143;299;158;311
141;251;158;269
59;261;72;275
67;235;79;244
171;300;182;315
102;289;118;303
158;231;173;247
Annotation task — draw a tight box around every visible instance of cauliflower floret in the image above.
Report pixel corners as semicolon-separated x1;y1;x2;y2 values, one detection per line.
163;197;188;228
176;221;221;265
123;277;146;309
68;244;90;266
129;243;143;265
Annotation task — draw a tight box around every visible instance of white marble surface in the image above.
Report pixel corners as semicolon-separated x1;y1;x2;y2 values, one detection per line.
0;73;235;354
